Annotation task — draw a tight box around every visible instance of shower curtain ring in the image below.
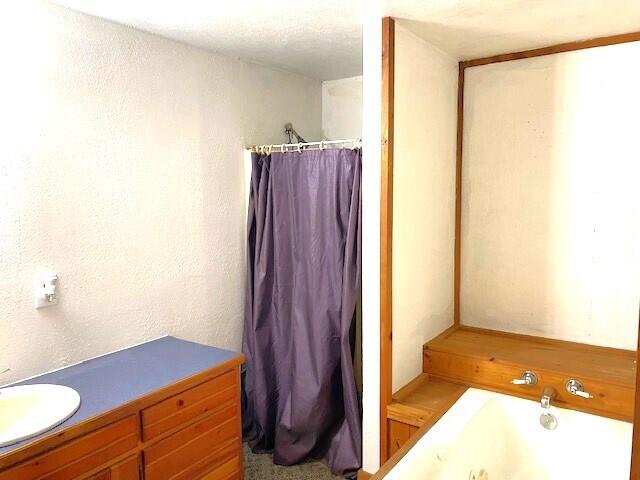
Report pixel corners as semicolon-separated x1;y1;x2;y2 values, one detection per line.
297;142;303;153
320;140;325;151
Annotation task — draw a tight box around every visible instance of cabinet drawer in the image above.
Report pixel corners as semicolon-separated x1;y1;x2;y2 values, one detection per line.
201;456;241;480
141;370;237;440
86;455;140;480
144;402;240;480
0;416;138;480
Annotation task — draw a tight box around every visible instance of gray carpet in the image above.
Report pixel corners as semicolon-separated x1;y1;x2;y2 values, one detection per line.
243;444;344;479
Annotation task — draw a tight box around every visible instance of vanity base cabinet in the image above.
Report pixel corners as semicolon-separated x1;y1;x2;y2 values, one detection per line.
0;356;244;480
0;416;139;480
144;402;242;480
86;455;142;480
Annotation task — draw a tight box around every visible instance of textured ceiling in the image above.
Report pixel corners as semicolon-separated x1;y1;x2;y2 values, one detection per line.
51;0;365;81
52;0;640;80
389;0;640;61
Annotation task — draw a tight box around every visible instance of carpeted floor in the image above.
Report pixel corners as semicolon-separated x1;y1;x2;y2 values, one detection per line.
243;444;344;480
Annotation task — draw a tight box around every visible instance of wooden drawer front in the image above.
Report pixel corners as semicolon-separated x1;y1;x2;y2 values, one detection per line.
86;455;140;480
0;416;138;480
424;350;634;420
144;402;240;480
142;370;237;441
387;420;417;457
200;456;241;480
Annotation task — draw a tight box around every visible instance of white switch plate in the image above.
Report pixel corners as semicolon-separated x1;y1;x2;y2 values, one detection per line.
35;272;58;309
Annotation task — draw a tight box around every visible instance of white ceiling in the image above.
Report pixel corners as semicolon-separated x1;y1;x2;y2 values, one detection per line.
52;0;640;80
390;0;640;61
51;0;365;81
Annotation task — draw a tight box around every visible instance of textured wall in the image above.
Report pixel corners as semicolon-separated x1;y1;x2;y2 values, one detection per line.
0;1;321;383
391;24;458;392
322;76;362;140
461;42;640;349
361;15;382;474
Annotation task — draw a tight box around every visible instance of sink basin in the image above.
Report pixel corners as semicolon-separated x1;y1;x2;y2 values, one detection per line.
0;384;81;447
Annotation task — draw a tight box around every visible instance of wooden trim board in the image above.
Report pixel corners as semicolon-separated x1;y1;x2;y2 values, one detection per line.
387;374;467;427
357;469;373;479
423;326;635;421
461;31;640;68
379;15;395;466
453;63;464;326
632;308;640;479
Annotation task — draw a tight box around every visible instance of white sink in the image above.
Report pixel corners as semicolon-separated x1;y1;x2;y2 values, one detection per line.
0;384;81;447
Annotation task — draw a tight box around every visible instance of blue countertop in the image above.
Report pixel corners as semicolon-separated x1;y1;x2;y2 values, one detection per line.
0;336;241;455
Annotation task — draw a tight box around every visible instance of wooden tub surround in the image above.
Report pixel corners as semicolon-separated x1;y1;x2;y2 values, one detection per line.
377;15;640;477
0;337;244;480
424;326;635;421
386;375;466;456
375;324;636;479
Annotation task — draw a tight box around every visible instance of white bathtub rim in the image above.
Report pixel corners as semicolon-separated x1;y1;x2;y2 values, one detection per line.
383;387;632;479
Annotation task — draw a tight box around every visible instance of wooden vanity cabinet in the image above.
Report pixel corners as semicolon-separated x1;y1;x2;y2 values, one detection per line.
86;455;142;480
0;356;244;480
0;416;140;480
142;370;243;480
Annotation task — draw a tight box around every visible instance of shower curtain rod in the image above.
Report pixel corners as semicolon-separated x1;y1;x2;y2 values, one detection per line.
246;138;361;154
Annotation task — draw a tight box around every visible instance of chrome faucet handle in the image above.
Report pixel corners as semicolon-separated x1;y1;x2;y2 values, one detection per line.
566;379;593;399
511;370;538;385
540;385;557;409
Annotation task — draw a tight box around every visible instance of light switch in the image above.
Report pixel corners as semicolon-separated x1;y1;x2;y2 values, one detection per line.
35;272;58;309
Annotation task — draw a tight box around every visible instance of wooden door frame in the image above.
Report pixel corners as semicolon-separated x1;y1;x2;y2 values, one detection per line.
379;21;640;476
379;15;395;466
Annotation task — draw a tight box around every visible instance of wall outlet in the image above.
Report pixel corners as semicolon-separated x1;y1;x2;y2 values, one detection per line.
35;272;58;309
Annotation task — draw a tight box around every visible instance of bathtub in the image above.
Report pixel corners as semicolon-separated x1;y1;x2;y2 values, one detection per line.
381;388;632;479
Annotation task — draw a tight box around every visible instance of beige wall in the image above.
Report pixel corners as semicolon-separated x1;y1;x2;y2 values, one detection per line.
0;1;321;383
391;24;458;392
361;14;383;473
322;76;362;140
461;41;640;350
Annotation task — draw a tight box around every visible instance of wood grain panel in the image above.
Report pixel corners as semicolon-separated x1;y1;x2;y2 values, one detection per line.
387;374;466;427
109;455;140;480
142;370;236;440
144;403;239;480
0;416;138;480
387;420;417;457
153;438;238;480
200;455;241;480
86;455;140;480
423;327;635;420
380;15;395;465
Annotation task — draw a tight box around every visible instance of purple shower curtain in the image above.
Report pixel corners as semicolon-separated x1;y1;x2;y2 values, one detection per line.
242;148;362;478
